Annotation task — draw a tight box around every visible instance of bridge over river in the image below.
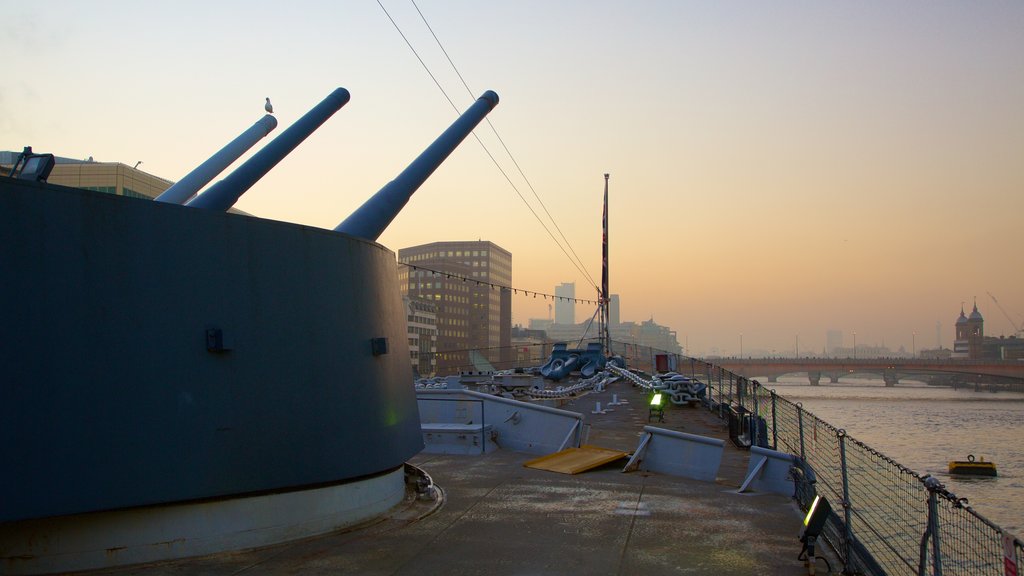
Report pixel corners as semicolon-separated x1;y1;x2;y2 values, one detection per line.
713;358;1024;387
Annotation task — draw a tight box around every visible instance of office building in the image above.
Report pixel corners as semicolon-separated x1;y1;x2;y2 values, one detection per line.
554;282;575;325
826;330;843;357
397;241;512;374
1;152;172;199
405;297;438;377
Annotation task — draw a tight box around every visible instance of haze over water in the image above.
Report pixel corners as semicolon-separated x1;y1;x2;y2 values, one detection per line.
770;377;1024;533
3;1;1022;355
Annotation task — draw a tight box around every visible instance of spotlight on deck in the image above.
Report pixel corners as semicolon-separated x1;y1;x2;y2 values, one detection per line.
799;495;832;575
648;392;665;423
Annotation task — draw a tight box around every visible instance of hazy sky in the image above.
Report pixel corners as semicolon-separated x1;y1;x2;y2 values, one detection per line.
4;1;1022;357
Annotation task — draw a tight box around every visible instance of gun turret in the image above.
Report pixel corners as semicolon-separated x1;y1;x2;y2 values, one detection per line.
155;115;278;205
188;87;351;211
335;90;499;241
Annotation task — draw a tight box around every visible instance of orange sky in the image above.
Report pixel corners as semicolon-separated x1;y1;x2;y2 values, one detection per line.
4;1;1022;356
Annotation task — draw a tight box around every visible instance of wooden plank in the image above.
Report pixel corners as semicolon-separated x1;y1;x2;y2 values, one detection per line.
523;445;629;475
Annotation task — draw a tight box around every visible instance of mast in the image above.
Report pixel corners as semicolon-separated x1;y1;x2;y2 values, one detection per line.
602;173;611;355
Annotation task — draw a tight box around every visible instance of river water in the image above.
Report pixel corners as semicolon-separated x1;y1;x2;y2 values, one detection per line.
766;376;1024;533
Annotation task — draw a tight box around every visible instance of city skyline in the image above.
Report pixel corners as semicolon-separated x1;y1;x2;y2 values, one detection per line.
4;2;1021;356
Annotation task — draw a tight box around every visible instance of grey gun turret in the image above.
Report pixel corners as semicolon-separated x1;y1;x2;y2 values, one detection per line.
335;90;499;241
155;115;278;205
188;87;351;211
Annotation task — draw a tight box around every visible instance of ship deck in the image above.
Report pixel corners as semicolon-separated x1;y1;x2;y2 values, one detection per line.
92;379;817;575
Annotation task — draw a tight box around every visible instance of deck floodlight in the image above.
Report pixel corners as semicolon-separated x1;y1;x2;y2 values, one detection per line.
648;392;665;423
799;495;832;575
802;495;831;539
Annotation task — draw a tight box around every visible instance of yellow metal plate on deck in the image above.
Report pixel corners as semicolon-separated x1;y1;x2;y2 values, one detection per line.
523;445;629;475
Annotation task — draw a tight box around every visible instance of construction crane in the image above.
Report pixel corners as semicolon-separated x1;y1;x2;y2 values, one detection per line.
987;292;1024;337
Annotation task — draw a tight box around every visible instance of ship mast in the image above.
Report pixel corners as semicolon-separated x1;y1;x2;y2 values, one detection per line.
601;173;611;355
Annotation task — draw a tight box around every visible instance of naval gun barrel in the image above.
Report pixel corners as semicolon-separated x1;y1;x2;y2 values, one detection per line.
155;115;278;205
188;87;351;211
334;90;499;241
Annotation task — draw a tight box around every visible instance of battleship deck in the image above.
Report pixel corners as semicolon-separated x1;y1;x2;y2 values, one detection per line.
89;379;814;576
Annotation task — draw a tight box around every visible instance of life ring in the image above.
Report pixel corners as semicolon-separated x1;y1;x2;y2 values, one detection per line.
968;454;975;462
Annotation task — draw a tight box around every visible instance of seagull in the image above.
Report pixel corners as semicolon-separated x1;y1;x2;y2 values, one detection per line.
265;97;274;114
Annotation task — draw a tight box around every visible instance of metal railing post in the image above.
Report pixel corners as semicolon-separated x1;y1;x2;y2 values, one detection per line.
751;380;760;447
716;366;723;418
797;403;806;462
923;478;944;576
770;389;778;450
838;429;854;568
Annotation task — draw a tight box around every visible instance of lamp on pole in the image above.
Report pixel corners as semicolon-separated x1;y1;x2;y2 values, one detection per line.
740;333;744;358
796;334;800;358
912;331;916;358
853;331;857;360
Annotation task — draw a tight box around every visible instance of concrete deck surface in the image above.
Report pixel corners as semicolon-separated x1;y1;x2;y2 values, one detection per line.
91;379;821;575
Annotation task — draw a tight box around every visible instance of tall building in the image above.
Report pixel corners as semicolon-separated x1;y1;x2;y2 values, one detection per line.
609;294;620;326
397;241;512;374
404;297;438;377
554;282;575;325
826;330;843;357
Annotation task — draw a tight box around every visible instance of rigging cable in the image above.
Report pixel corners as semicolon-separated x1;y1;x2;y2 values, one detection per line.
410;0;598;290
399;261;599;305
377;0;598;291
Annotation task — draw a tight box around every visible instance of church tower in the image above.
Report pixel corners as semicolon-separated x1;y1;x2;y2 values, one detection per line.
966;300;984;359
953;301;984;359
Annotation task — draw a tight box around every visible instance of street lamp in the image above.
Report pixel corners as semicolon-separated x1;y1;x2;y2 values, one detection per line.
740;333;744;358
853;331;857;360
912;332;916;358
796;334;800;358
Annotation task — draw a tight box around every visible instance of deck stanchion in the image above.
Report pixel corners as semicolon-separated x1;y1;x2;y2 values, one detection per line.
797;403;806;462
838;429;854;569
751;381;760;447
770;389;778;450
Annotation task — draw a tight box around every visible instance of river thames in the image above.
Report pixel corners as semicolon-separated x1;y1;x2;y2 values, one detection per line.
767;377;1024;533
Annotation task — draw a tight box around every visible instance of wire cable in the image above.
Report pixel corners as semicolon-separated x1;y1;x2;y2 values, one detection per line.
410;0;598;290
399;261;599;305
378;0;598;290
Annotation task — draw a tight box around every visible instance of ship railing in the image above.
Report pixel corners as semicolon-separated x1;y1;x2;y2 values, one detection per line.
430;344;1023;575
673;350;1021;576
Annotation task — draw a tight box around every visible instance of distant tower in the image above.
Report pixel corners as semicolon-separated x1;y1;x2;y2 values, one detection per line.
953;301;985;359
826;330;843;357
554;282;575;325
609;294;620;326
967;300;984;358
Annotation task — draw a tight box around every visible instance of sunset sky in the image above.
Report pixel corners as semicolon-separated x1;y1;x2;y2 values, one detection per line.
4;1;1022;357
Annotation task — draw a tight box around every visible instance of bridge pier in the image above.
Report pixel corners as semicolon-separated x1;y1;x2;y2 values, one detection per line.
883;370;899;387
767;375;779;383
808;371;821;386
830;374;840;383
